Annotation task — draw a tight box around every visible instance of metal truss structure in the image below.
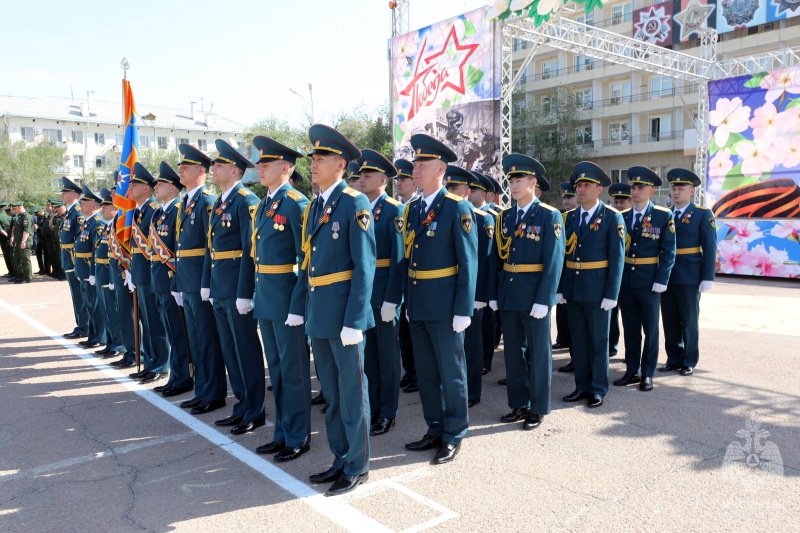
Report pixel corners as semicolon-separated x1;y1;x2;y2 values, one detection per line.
390;0;411;38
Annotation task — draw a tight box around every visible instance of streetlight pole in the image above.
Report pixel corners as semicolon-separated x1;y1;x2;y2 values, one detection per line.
289;84;315;124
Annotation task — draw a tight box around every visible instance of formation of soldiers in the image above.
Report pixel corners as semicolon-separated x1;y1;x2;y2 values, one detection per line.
1;199;65;283
44;124;716;497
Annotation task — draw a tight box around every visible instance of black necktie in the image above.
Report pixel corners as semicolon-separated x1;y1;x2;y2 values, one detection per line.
634;213;642;232
313;198;323;230
184;193;189;206
516;209;524;226
580;211;589;228
419;200;427;219
674;210;682;221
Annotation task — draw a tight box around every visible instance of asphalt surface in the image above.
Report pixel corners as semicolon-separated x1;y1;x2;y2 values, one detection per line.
1;265;798;532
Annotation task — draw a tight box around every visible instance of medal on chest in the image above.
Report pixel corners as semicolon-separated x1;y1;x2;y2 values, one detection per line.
373;205;382;221
320;205;333;225
426;221;438;237
265;200;281;219
527;225;541;241
590;217;602;231
273;214;286;231
681;211;693;224
332;221;340;239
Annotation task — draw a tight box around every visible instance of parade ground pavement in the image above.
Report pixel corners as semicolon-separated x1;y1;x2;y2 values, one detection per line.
1;271;798;532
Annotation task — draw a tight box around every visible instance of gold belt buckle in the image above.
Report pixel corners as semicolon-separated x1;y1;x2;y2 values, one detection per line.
574;261;581;270
408;269;416;279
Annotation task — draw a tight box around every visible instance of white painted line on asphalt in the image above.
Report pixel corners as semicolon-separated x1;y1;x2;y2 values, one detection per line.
0;432;196;484
0;298;392;533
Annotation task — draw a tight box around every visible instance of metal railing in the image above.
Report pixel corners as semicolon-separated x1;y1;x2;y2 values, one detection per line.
592;130;684;148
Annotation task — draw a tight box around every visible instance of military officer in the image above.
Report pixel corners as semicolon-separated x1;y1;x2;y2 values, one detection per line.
534;175;550;198
483;173;505;374
393;158;419;394
9;202;33;283
444;167;494;408
0;203;12;276
60;178;90;339
201;140;264;436
355;149;404;436
149;162;192;396
658;169;717;376
347;161;361;184
93;189;125;358
613;167;676;392
175;144;227;414
299;124;375;496
126;163;170;384
554;182;576;371
607;183;632;358
250;135;312;462
39;202;53;277
490;155;564;430
403;134;478;465
557;162;625;408
485;175;502;212
48;199;65;280
71;187;107;349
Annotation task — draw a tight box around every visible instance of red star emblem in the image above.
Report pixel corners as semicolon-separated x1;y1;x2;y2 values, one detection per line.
399;25;480;120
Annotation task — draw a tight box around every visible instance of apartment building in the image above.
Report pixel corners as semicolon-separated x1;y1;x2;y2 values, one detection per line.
512;0;800;195
0;93;245;188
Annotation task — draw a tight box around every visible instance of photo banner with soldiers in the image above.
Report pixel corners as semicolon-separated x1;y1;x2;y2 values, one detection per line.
390;6;503;182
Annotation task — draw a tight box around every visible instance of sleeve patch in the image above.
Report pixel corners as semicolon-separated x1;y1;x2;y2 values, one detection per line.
709;217;716;229
668;220;675;233
394;216;405;234
554;223;562;240
486;224;495;239
356;210;371;231
460;213;473;233
618;224;626;239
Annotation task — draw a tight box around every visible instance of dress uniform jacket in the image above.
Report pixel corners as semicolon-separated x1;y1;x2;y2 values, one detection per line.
174;186;226;403
252;182;311;449
95;220;124;351
368;193;405;311
108;217;136;364
60;202;89;334
620;203;676;289
74;212;105;344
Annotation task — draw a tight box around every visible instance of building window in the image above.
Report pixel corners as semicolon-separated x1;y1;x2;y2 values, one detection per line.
95;156;106;168
157;136;168;150
610;81;631;104
71;131;84;143
650;115;672;140
73;155;84;167
612;3;632;24
21;127;34;142
94;132;105;145
114;134;125;145
513;38;527;51
542;60;558;79
176;137;189;146
542;96;552;113
576;56;594;72
575;88;593;109
611;169;625;183
43;128;63;143
577;11;595;26
651;76;673;99
140;135;151;149
576;126;592;145
609;122;630;143
197;139;207;151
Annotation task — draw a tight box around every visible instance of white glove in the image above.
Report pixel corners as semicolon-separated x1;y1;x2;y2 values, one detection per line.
488;300;498;311
172;291;183;307
124;271;136;291
600;299;617;311
474;301;487;310
699;280;714;293
652;283;668;293
88;275;95;286
285;314;305;326
200;288;210;301
209;298;214;305
556;293;567;305
236;298;254;315
453;315;471;333
108;283;115;291
380;302;397;323
340;326;363;346
530;303;548;319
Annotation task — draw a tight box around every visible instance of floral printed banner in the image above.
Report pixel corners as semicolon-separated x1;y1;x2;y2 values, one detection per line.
707;66;800;219
392;7;502;178
717;219;800;278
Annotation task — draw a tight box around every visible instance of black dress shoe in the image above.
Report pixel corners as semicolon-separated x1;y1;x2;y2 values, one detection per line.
95;346;112;355
659;363;682;372
468;398;480;408
497;378;507;386
680;366;694;376
558;362;575;373
405;434;442;451
403;381;419;393
79;341;102;348
191;399;226;415
563;390;588;402
552;342;570;350
310;466;343;484
215;414;244;426
267;385;273;391
230;419;265;435
117;360;135;369
274;444;310;462
256;440;285;454
370;413;379;425
370;417;395;436
432;442;460;465
153;383;173;393
587;394;603;408
500;407;530;422
163;385;193;397
129;369;150;379
609;349;618;356
180;397;203;409
102;351;120;359
523;414;543;430
140;372;168;384
63;332;83;339
327;472;368;495
639;377;653;391
399;373;413;387
613;373;641;386
311;392;326;405
108;358;126;367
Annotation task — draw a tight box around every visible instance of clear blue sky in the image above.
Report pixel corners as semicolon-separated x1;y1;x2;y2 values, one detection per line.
1;0;488;128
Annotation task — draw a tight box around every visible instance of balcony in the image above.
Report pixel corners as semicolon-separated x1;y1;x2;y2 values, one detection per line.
593;130;683;148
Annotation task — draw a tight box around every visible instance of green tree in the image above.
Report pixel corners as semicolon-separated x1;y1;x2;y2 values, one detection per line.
512;88;594;206
0;139;64;204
